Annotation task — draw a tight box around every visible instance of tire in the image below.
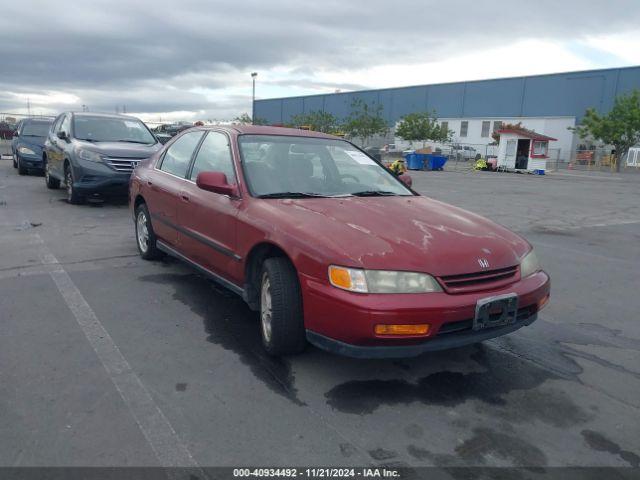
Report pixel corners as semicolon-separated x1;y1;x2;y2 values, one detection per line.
135;203;163;260
17;157;27;176
12;153;17;168
44;160;60;189
259;257;306;356
65;164;84;204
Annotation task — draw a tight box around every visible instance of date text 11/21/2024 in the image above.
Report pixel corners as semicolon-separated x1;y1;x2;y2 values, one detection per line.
232;468;401;478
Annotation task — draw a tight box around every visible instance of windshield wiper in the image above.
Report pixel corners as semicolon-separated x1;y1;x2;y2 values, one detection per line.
257;192;330;199
350;190;399;196
76;138;98;142
117;139;155;144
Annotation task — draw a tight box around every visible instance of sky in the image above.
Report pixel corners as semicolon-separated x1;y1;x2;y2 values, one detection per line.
1;0;639;124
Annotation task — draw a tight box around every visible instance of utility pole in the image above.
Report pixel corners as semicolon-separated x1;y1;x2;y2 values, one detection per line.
251;72;258;124
27;98;31;117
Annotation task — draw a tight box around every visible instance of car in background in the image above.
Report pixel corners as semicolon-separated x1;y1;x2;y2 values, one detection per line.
0;121;16;140
12;118;54;175
129;125;550;358
451;144;478;160
43;112;162;204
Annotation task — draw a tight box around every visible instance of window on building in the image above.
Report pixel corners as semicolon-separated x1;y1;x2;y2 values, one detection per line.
493;121;503;132
533;141;548;156
440;121;448;135
481;121;490;137
460;121;468;137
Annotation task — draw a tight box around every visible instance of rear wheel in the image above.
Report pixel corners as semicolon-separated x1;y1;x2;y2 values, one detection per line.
135;203;163;260
44;160;60;189
259;257;306;356
65;165;84;204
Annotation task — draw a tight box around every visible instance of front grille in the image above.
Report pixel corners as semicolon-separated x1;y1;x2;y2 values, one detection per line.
438;265;518;294
104;157;145;173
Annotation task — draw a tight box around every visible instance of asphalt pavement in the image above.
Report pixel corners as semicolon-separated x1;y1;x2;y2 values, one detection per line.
1;159;639;474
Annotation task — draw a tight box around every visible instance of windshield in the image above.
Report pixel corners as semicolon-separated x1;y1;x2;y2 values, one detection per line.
72;116;156;144
238;135;413;198
21;121;52;137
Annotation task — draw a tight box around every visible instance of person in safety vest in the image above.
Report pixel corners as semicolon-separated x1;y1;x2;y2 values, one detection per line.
389;158;407;175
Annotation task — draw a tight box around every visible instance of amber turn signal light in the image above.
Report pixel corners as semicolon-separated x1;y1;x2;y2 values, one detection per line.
537;294;550;311
374;324;430;336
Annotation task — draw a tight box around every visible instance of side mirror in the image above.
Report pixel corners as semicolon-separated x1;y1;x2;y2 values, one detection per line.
399;173;412;188
196;171;238;197
57;131;68;140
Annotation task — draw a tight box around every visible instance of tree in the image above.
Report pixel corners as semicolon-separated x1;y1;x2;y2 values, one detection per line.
395;111;452;147
342;99;388;147
233;113;268;125
289;110;340;134
572;90;640;172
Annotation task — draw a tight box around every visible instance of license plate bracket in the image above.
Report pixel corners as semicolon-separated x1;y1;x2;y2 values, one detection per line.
474;293;518;331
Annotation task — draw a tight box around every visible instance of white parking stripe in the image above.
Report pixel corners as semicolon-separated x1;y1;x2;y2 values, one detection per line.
34;234;204;473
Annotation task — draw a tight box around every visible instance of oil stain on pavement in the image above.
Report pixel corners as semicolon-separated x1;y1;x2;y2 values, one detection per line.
140;271;304;406
325;346;590;428
581;430;640;467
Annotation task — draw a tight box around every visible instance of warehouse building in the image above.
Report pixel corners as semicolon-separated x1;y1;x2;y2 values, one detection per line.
254;66;640;161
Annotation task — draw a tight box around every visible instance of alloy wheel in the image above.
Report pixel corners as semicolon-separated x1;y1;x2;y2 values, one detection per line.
136;210;149;254
65;168;73;202
260;273;273;343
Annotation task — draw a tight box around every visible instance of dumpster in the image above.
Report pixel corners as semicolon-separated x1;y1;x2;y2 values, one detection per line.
425;154;447;171
405;153;426;170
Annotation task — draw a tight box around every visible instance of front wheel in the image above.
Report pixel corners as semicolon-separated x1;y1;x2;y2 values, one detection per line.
45;161;60;189
259;258;306;356
12;154;17;168
65;165;84;204
135;203;163;260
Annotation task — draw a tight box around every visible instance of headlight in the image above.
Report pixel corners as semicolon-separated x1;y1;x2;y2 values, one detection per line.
329;266;442;293
18;146;36;155
77;148;103;163
520;249;540;278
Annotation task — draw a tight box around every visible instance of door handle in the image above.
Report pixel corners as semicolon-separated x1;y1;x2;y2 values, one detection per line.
146;180;153;186
180;192;190;202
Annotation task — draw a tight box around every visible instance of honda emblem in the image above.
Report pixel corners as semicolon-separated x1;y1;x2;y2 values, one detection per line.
478;258;490;269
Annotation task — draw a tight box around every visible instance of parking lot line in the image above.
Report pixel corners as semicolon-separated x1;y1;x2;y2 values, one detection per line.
33;233;204;473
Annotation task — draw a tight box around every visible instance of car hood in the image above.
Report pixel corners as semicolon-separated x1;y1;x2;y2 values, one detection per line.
75;141;161;158
17;135;47;149
258;196;530;276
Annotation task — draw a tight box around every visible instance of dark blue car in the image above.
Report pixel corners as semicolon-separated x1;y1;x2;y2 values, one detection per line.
12;118;54;175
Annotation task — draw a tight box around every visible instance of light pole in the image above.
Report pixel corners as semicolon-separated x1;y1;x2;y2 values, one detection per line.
251;72;258;124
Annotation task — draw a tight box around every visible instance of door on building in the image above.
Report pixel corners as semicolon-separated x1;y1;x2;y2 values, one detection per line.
515;139;530;169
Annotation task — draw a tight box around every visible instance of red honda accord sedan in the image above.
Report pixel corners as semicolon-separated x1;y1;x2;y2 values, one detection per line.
130;125;550;358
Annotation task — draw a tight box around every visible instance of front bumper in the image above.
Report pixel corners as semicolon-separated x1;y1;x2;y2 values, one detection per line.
73;174;130;196
300;270;550;358
307;312;537;358
16;153;43;169
72;159;131;196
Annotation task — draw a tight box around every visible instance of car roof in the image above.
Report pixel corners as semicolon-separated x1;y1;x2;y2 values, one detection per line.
204;124;343;140
22;118;53;124
68;111;142;121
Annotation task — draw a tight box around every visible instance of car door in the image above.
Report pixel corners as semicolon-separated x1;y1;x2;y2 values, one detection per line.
177;131;241;283
146;130;205;247
48;114;71;178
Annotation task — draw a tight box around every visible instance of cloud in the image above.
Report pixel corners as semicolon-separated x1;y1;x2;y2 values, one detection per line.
0;0;638;120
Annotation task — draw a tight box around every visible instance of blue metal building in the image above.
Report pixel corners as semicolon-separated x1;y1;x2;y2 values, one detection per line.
254;66;640;126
